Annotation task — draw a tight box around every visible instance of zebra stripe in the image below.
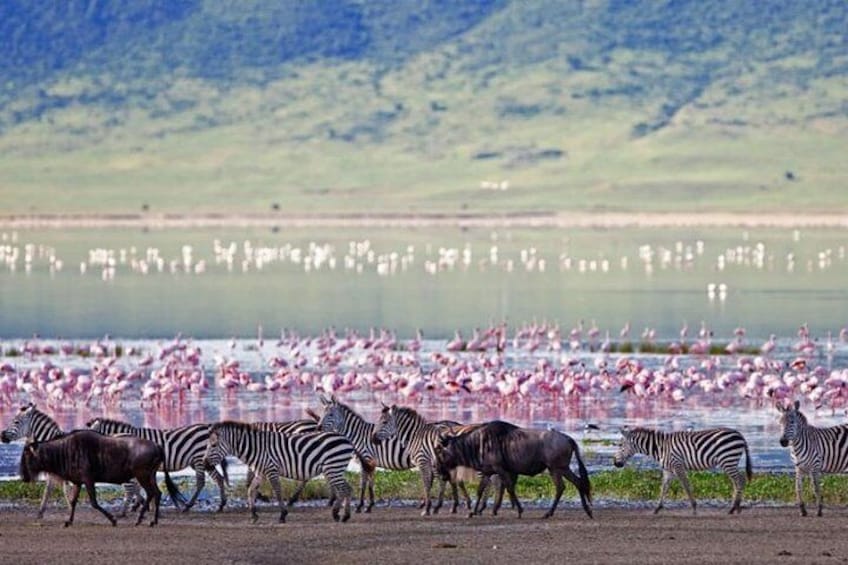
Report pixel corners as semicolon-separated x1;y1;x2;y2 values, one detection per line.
372;404;473;516
0;403;69;518
613;426;752;514
205;421;354;523
246;419;320;504
779;400;848;516
86;417;228;512
318;396;413;513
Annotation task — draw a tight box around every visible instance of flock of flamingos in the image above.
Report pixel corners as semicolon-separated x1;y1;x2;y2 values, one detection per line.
0;320;847;415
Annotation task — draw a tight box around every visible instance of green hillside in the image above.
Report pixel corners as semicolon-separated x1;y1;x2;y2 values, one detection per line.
1;1;846;215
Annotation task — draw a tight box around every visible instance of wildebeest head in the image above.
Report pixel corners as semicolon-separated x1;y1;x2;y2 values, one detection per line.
1;402;38;443
318;394;344;433
612;427;636;468
434;432;462;477
371;403;396;444
18;441;42;482
777;399;803;448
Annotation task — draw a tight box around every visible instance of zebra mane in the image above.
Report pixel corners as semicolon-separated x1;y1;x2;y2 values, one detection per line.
391;405;426;424
213;420;254;433
88;417;135;428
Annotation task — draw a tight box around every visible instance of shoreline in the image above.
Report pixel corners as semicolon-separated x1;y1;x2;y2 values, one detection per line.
1;211;847;229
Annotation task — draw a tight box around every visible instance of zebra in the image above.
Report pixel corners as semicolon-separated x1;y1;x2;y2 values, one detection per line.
86;417;228;513
372;403;481;516
1;402;71;518
247;418;320;505
613;425;752;514
203;421;354;523
778;399;848;516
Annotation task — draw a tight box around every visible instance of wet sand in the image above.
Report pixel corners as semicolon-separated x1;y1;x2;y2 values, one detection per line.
1;504;846;564
1;211;846;229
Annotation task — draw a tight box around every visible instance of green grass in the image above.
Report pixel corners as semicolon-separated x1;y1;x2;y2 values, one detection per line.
8;470;848;507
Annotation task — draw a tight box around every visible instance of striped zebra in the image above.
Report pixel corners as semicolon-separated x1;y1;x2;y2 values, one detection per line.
0;403;70;518
247;418;320;505
372;403;477;516
203;421;354;523
778;399;848;516
86;417;228;512
613;426;752;514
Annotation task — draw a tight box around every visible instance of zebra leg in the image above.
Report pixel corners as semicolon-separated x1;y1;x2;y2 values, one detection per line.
247;472;264;523
418;464;435;516
811;470;824;517
118;482;136;517
85;481;117;526
675;468;697;515
726;468;745;514
431;477;448;515
267;473;288;524
37;475;56;519
655;469;674;514
367;472;376;513
288;480;309;506
794;469;807;516
180;468;206;511
327;472;352;523
206;467;227;512
64;483;81;527
492;479;506;516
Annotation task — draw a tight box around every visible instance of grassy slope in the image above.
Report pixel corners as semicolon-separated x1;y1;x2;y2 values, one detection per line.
0;1;846;215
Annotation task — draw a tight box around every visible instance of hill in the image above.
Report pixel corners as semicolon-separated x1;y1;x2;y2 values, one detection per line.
1;0;846;216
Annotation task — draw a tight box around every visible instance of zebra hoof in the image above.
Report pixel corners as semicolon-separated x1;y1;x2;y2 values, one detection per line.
342;512;351;523
63;521;72;528
365;505;373;514
355;507;363;514
332;512;340;522
251;515;259;524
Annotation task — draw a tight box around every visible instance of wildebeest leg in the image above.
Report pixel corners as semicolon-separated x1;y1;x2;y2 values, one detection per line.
470;478;488;517
85;480;117;526
563;466;593;518
137;472;161;527
501;472;522;518
544;472;565;518
64;483;81;527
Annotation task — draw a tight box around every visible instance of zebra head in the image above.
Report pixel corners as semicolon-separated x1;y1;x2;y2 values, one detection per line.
372;403;397;444
1;402;38;443
85;417;104;432
318;394;344;433
613;427;638;468
778;400;804;447
203;424;231;469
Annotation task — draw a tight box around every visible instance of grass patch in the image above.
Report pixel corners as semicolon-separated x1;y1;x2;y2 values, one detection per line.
9;470;848;507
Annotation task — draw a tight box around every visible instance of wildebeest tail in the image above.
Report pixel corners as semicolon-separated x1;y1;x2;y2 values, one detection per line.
570;436;592;504
163;469;188;510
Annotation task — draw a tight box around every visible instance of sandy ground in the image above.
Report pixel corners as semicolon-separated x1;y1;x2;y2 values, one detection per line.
2;503;848;564
0;211;846;229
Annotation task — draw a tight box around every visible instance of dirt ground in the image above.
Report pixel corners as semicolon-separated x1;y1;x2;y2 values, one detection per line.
2;503;848;565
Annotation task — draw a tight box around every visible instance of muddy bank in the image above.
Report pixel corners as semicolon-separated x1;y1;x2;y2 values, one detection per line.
0;504;845;564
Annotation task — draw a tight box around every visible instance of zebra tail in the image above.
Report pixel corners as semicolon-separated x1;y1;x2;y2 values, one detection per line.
570;437;592;503
744;441;753;481
163;470;188;510
220;457;231;488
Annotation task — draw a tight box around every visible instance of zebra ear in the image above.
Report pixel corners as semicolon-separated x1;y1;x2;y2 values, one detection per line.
320;394;330;406
380;401;388;410
620;425;630;436
330;393;337;403
776;402;785;413
794;399;800;410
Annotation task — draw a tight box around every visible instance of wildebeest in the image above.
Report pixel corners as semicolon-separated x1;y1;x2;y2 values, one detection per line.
19;430;187;527
435;420;593;519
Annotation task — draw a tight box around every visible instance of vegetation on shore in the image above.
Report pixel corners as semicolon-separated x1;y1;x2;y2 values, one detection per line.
5;469;848;507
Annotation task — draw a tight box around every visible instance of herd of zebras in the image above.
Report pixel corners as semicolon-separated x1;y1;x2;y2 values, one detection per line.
2;397;848;524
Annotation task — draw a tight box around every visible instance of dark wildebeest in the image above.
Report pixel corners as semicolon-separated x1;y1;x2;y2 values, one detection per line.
435;420;593;519
19;430;186;527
